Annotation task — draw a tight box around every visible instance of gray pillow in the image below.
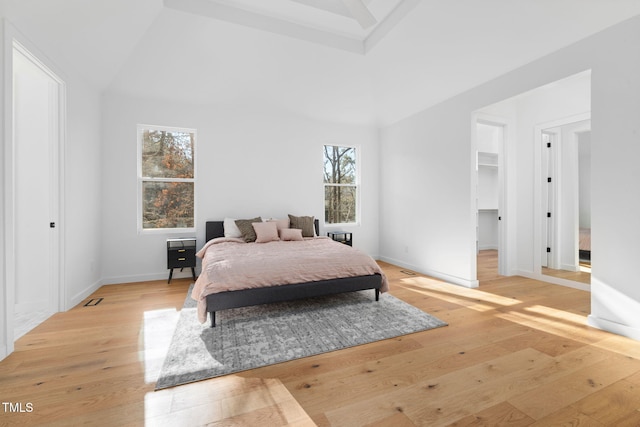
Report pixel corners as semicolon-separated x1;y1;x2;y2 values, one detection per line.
288;214;315;238
235;217;263;242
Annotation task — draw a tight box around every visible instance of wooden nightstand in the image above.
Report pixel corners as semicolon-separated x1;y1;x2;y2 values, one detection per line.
327;231;352;246
167;238;196;283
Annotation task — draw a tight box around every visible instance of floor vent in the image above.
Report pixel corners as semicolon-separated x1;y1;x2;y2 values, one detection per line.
400;270;416;276
84;298;103;307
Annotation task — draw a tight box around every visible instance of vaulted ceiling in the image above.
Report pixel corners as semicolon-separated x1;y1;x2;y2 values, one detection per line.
4;0;640;125
162;0;418;53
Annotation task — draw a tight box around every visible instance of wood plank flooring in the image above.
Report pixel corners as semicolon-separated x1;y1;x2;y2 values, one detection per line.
2;251;640;426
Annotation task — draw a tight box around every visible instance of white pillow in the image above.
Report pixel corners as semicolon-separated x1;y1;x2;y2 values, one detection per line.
223;217;242;238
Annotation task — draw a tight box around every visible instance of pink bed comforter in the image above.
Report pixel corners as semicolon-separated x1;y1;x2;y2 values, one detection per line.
579;228;591;251
191;237;389;323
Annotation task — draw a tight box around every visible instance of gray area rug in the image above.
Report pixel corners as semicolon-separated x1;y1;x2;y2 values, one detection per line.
155;285;447;390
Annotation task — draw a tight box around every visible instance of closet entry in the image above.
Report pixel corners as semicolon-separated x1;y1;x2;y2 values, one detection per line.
476;121;504;277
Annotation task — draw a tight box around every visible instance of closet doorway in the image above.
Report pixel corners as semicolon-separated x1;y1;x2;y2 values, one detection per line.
475;119;505;280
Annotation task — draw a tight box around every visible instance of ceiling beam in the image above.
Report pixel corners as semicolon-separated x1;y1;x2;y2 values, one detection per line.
163;0;365;54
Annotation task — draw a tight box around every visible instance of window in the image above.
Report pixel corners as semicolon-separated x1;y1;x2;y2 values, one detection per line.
323;145;358;224
138;125;195;232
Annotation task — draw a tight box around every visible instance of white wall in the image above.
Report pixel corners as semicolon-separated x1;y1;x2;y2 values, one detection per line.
380;15;640;339
588;15;640;339
64;76;103;307
380;100;478;287
100;93;380;284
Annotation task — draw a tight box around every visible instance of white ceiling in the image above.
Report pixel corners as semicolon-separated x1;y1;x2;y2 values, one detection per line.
4;0;640;125
163;0;418;53
3;0;163;90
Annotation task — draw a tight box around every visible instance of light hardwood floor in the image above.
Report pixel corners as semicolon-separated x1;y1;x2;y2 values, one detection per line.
2;251;640;426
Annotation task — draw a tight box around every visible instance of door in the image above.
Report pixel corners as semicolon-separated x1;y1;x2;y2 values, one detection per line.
475;120;505;277
541;131;555;269
540;119;591;281
12;43;61;339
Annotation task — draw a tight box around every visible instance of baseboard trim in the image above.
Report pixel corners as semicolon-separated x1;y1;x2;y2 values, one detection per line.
101;273;167;286
378;256;479;288
68;279;103;309
478;245;498;251
560;263;580;272
15;300;50;314
71;272;193;305
514;270;590;291
587;314;640;341
101;269;198;286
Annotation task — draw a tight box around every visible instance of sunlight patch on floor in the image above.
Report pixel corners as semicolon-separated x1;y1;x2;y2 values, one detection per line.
141;308;180;384
524;305;588;326
498;305;593;341
399;276;522;311
144;376;316;425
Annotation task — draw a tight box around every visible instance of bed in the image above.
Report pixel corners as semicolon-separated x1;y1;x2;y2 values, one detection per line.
192;219;387;327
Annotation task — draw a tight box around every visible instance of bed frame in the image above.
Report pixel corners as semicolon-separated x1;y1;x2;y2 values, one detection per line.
203;220;382;327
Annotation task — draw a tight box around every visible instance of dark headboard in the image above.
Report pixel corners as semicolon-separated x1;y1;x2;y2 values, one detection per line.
205;221;225;242
205;219;319;242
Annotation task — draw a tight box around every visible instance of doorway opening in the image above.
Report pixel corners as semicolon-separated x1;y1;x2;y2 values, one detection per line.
475;119;505;281
539;118;591;285
471;70;590;291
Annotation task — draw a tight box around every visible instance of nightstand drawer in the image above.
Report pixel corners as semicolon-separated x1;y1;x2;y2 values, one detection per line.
167;248;195;268
166;237;197;283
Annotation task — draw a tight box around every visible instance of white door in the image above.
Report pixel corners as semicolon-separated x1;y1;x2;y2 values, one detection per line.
475;120;505;275
12;44;61;338
541;131;555;269
540;120;590;273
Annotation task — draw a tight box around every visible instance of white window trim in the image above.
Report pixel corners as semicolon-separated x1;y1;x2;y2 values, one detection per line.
323;144;360;227
137;124;197;235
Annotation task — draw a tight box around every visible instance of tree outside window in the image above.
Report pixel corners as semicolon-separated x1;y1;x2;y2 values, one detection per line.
138;125;195;231
324;145;357;224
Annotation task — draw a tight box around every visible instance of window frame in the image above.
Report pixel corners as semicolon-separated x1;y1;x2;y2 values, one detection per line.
137;124;197;235
323;144;360;227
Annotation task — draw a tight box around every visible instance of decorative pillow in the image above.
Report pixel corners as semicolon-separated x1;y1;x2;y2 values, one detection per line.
252;221;280;243
280;228;304;241
223;217;242;238
288;214;315;237
267;218;290;231
234;217;262;242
